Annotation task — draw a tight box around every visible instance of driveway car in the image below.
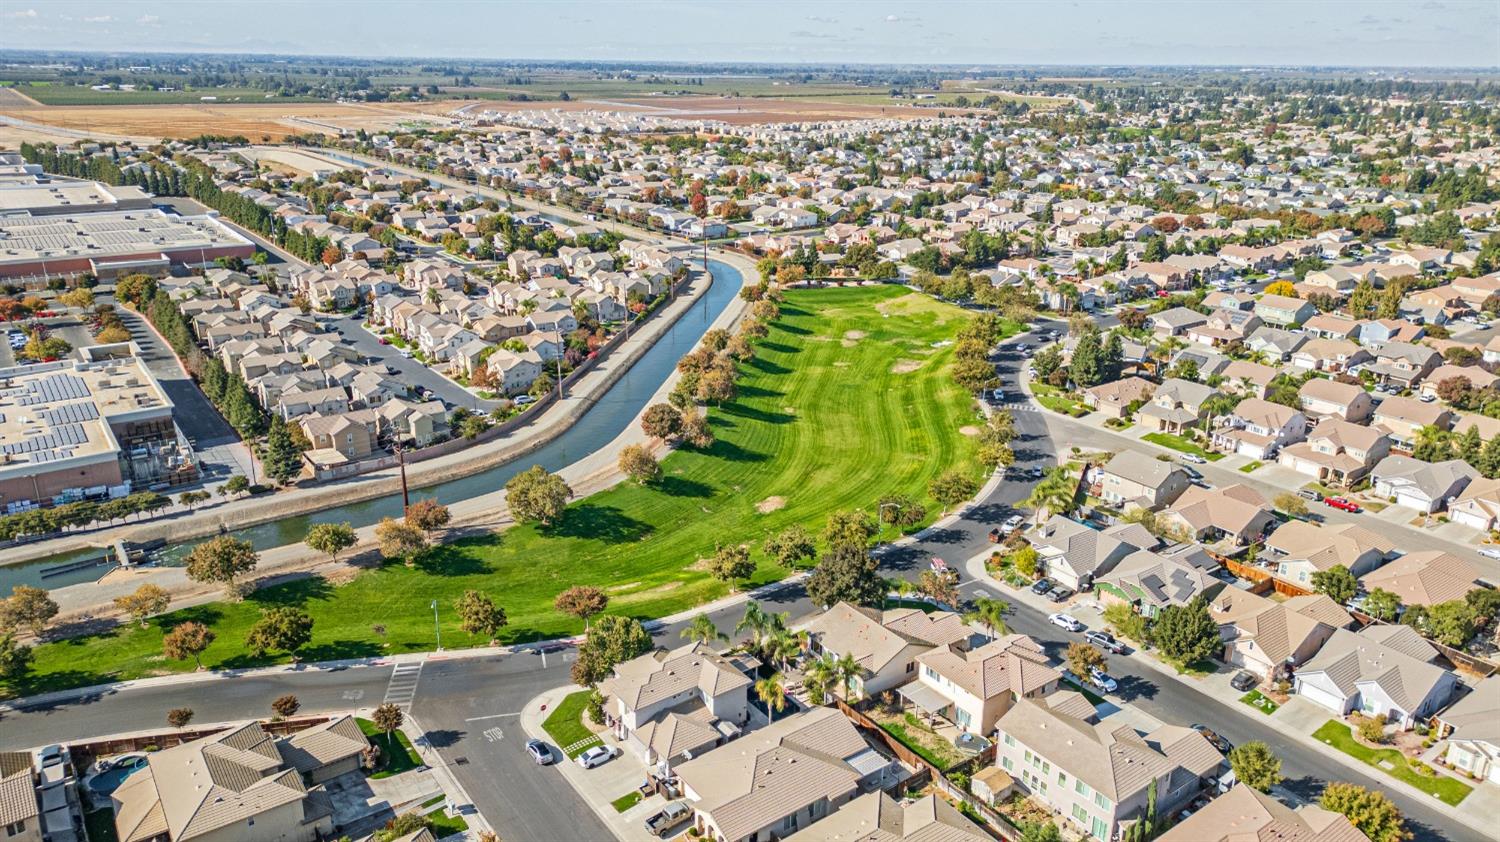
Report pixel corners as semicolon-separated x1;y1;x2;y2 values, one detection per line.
1000;514;1024;535
577;745;618;769
1230;671;1258;692
1088;667;1118;693
1297;488;1323;501
524;739;552;765
1182;453;1207;464
1324;497;1362;513
1030;578;1054;595
644;802;691;838
1048;586;1075;603
1085;631;1126;654
1048;613;1084;632
1191;724;1232;754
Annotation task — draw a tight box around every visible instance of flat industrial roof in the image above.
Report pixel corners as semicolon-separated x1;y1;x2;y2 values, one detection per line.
0;208;252;264
0;180;152;215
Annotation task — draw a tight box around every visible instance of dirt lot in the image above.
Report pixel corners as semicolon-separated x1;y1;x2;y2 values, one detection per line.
469;94;959;124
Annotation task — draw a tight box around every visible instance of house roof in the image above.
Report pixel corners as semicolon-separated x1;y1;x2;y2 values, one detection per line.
1163;484;1272;538
599;642;751;713
1359;550;1483;607
1371;455;1477;500
782;792;991;842
1157;782;1371;842
1441;677;1500;745
914;634;1059;701
0;753;37;829
276;715;368;774
1031;515;1152;579
1357;624;1441;663
1298;377;1365;408
799;602;965;678
1099;549;1221;609
1101;450;1189;491
1297;627;1453;713
1085;376;1155;407
1265;521;1394;572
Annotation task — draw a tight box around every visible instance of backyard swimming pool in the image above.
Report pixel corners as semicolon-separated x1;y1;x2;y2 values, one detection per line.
86;755;148;796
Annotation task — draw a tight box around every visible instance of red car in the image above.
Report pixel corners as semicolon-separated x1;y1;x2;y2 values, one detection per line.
1324;497;1362;513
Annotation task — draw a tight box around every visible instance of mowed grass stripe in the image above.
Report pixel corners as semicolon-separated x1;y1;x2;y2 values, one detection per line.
7;287;980;697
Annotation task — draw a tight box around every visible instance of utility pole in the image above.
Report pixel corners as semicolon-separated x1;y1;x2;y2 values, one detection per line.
431;599;442;652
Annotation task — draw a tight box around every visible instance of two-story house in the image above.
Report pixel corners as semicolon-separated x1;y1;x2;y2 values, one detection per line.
798;602;972;700
599;642;753;769
1365;341;1442;390
1254;294;1317;327
1277;418;1391;486
1097;451;1192;510
1209;398;1307;460
1372;395;1453;452
909;634;1060;736
1265;520;1396;586
1138;378;1218;434
1298;378;1375;423
1289;338;1373;374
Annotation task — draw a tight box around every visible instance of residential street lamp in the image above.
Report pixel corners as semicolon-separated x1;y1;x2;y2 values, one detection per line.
431;599;442;652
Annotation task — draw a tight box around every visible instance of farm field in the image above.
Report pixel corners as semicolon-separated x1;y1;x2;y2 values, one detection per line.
0;83;328;106
3;287;982;698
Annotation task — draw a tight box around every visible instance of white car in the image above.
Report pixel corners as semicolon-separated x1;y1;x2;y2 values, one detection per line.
1182;454;1207;464
576;745;618;769
1088;667;1118;693
1048;613;1084;632
1000;514;1024;535
1480;548;1500;560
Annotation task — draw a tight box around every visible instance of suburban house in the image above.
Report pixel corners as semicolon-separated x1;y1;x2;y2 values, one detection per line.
993;694;1222;842
1358;550;1486;608
1289;338;1372;374
1083;377;1155;420
1210;589;1353;679
0;752;41;842
1440;677;1500;784
1365;342;1442;390
1185;308;1262;347
1449;475;1500;532
1369;455;1478;513
1371;396;1454;452
1419;365;1498;400
1293;627;1458;729
1217;360;1279;399
1029;515;1157;591
111;722;345;842
798;603;972;700
1096;451;1191;510
674;706;901;842
782;793;991;842
1277;418;1391;486
1266;520;1396;586
1138;379;1218;434
1096;548;1226;619
599;642;753;769
1254;294;1317;326
1148;307;1207;338
908;634;1061;736
1159;483;1276;546
1209;398;1306;460
1246;326;1307;360
1298;378;1375;423
1157;783;1371;842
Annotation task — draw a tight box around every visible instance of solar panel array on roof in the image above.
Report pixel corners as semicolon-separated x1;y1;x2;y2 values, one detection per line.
12;374;91;406
37;401;100;425
1;422;88;461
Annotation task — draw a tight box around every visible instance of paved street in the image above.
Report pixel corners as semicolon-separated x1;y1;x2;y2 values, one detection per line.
324;313;505;412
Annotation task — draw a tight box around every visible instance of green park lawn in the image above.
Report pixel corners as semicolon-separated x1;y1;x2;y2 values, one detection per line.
3;287;981;699
1312;720;1472;806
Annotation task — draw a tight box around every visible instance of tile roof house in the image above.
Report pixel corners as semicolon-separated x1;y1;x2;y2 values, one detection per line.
1149;307;1208;339
909;634;1061;736
1289;338;1372;374
1277;418;1391;487
675;707;901;842
1156;782;1370;842
1365;341;1442;389
1245;325;1307;361
1448;474;1500;532
993;694;1222;842
1137;378;1218;434
599;642;753;769
1297;378;1375;423
1371;395;1454;451
0;752;40;842
1096;548;1227;619
1209;398;1306;460
1369;455;1478;514
111;723;336;842
1209;589;1353;679
1418;365;1498;400
1293;627;1458;729
1096;450;1192;510
781;792;991;842
1030;515;1158;591
1083;377;1155;420
1440;676;1500;785
275;716;370;784
1254;294;1317;327
798;602;972;701
1266;520;1396;587
1217;360;1280;399
1358;550;1486;608
1159;484;1276;546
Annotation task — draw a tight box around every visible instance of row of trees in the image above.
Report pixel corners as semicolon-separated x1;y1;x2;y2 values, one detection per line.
0;491;171;542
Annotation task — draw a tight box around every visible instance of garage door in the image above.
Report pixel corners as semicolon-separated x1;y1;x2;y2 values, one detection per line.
1395;491;1429;511
1452;509;1492;531
1296;678;1347;713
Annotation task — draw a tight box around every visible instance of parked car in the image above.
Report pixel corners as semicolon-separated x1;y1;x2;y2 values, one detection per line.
1026;466;1044;480
1296;488;1322;501
644;802;691;838
1085;631;1126;654
524;739;553;765
1480;548;1500;560
1182;453;1207;464
1088;667;1118;693
1030;578;1054;595
1048;586;1075;603
1000;514;1024;535
1230;671;1259;692
929;557;959;584
1048;613;1084;632
576;745;618;769
515;395;536;406
1324;497;1362;513
1191;724;1232;754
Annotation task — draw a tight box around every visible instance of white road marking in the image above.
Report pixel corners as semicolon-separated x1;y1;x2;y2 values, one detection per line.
464;712;522;722
383;662;424;707
483;727;504;742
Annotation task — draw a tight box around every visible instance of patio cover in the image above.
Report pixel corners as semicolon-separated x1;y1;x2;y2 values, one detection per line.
896;682;950;713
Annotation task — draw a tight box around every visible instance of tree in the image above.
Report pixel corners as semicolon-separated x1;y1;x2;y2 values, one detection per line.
0;634;32;683
246;607;314;659
222;474;251;496
572;615;653;686
966;597;1011;638
184;535;259;593
375;517;428;565
680;408;714;448
167;708;195;729
1153;595;1220;667
806;543;885;608
695;366;737;405
372;702;404;739
1012;545;1040;580
822;510;877;552
1070;328;1104;388
113;583;170;627
1228;741;1283;792
162;621;215;669
1265;280;1297;297
1363;588;1402;622
300;520;357;565
1426;599;1477;647
764;525;817;568
929;470;978;515
618;444;661;483
1032;343;1064;382
1273;492;1309;518
1311;565;1358;606
802;654;838;705
708;544;755;590
0;585;58;636
455;590;508;640
641;403;683;440
1026;468;1079;521
505;465;572;526
680;613;726;646
271;694;301;719
404;499;451;534
1320;782;1412;842
554;585;608;629
1102;602;1150;644
755;672;787;723
261;416;303;485
1065;642;1107;680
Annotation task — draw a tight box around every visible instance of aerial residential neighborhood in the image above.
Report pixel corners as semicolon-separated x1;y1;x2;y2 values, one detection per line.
0;4;1498;842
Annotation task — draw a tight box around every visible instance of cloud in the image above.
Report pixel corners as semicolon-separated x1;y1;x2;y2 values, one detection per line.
885;14;901;22
789;29;819;39
137;14;160;24
83;14;113;22
3;8;37;18
805;15;836;24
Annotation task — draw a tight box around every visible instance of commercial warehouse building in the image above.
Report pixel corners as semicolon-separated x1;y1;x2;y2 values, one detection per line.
0;208;256;280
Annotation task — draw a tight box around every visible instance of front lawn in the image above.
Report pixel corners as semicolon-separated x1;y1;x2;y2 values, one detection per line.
357;717;424;779
425;809;469;837
1029;383;1091;417
6;288;983;699
611;791;643;813
1239;461;1264;473
1312;720;1472;806
1142;432;1224;461
543;690;603;758
1239;690;1279;715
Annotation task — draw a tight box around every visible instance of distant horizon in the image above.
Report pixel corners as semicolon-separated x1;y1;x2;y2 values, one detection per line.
4;0;1497;69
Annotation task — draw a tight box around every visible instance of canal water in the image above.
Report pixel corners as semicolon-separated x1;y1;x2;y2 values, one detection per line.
0;257;744;592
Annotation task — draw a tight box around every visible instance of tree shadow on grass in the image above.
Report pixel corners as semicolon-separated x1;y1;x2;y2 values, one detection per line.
718;403;793;426
250;577;334;609
414;545;490;577
772;320;812;336
745;356;791;375
298;639;385;663
656;476;713;498
703;439;768;463
758;341;799;355
550;503;653;543
734;383;786;400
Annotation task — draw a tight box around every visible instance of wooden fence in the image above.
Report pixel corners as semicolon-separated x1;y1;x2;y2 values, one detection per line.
67;716;333;777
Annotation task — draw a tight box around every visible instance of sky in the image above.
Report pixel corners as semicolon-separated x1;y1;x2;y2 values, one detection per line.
2;0;1497;68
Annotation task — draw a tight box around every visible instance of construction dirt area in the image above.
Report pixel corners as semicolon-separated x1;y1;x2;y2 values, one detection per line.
0;92;959;146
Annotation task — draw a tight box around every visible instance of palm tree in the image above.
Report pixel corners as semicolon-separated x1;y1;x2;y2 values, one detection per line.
735;601;769;650
755;673;787;723
802;655;838;705
766;628;805;671
966;597;1011;639
681;613;727;646
832;652;862;701
1025;468;1078;523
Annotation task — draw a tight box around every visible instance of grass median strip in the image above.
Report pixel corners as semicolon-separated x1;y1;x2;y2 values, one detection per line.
612;791;644;813
1311;720;1471;806
1239;690;1279;715
5;287;982;699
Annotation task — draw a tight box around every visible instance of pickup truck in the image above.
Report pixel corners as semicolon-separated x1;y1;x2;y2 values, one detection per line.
644;802;691;837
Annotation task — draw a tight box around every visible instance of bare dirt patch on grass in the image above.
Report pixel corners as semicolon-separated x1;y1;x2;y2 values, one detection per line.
756;496;787;514
891;359;922;374
959;426;982;437
833;361;851;367
606;581;643;593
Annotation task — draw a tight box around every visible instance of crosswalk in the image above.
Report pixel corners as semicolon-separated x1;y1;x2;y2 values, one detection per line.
383;661;424;707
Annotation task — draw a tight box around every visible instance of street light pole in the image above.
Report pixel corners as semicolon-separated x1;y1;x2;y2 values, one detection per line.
394;442;410;517
431;599;442;652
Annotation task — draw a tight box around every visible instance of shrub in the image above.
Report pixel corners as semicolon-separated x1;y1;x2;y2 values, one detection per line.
1357;713;1388;744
